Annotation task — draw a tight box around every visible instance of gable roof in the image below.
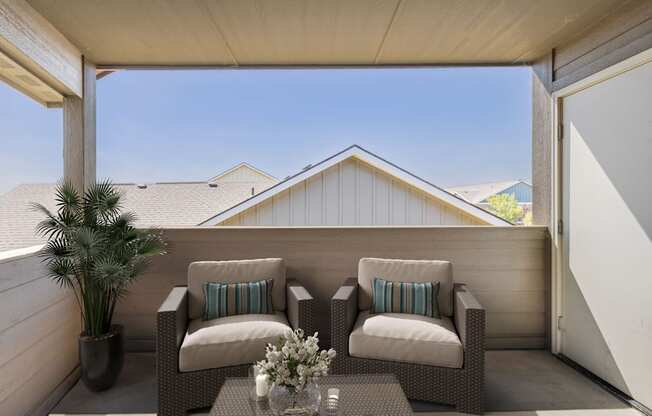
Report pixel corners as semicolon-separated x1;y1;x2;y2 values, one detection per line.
209;162;277;183
447;180;532;204
200;145;511;226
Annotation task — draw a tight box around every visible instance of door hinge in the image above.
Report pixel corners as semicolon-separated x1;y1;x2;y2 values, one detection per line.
557;219;564;235
558;122;564;141
557;315;564;331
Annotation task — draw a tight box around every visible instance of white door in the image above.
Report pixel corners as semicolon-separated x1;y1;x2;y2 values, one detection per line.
560;57;652;407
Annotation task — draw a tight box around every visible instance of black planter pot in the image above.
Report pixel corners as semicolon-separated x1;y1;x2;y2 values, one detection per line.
79;325;124;391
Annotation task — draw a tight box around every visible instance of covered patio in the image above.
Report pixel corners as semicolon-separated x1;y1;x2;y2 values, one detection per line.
1;1;651;415
49;351;634;415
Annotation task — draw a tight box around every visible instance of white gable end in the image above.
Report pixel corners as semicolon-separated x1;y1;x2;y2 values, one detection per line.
219;158;488;226
203;146;509;226
210;163;277;184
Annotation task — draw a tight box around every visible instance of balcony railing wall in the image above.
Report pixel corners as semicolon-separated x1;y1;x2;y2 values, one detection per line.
115;226;550;351
0;246;80;416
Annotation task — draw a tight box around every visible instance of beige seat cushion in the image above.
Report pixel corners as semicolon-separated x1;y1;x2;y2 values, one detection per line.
358;258;453;316
349;311;463;368
179;312;291;372
187;258;286;320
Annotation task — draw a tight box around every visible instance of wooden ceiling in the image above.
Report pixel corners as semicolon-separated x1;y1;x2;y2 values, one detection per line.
26;0;630;67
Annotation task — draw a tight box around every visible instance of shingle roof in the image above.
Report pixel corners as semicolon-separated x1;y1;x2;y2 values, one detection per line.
0;173;277;252
446;180;531;204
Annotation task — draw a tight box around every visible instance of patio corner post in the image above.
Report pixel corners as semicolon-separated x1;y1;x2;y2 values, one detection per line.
63;58;96;192
531;52;553;228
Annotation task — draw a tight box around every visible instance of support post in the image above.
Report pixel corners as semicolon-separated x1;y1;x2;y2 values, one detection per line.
63;59;96;191
532;52;553;228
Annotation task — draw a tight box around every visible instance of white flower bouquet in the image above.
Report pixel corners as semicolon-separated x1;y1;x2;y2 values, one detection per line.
257;328;336;392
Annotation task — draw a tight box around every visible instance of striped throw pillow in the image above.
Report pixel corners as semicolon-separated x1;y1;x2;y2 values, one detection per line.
371;277;441;319
202;279;274;320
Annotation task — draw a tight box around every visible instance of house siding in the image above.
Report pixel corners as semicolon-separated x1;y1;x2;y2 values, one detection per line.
220;159;487;226
482;182;532;204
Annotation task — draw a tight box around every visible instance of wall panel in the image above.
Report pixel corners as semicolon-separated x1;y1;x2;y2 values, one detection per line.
115;226;550;350
0;247;80;416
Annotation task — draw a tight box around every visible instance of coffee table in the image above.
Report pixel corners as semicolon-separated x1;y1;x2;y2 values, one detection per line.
210;373;412;415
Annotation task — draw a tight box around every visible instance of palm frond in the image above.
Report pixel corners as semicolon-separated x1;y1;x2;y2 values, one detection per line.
71;226;104;258
46;258;77;288
84;180;123;223
112;211;138;229
32;203;67;239
135;231;167;257
55;181;81;210
40;239;72;259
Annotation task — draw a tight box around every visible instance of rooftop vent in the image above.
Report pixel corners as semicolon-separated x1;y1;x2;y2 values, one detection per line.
284;176;291;180
208;183;218;188
137;184;147;189
302;164;312;171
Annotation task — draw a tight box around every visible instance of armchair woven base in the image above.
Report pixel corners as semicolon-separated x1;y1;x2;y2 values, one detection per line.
157;278;316;416
331;356;483;414
158;362;250;415
331;278;485;415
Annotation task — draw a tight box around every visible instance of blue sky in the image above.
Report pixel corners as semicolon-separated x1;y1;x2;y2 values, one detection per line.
0;67;531;193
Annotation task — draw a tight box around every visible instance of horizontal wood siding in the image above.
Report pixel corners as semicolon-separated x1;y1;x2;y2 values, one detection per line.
221;159;486;226
552;0;652;91
0;247;80;416
115;226;550;350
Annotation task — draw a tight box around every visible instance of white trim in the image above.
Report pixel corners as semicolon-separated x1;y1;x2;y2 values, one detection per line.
550;47;652;354
208;162;278;182
200;146;510;226
0;244;44;263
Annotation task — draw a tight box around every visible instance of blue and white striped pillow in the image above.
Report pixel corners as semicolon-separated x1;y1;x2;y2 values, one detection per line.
202;279;274;320
371;277;441;319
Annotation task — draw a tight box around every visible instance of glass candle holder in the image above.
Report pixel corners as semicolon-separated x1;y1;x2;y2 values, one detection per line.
249;365;268;402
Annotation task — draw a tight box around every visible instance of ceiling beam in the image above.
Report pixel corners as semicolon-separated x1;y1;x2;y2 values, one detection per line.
95;62;530;71
0;0;82;103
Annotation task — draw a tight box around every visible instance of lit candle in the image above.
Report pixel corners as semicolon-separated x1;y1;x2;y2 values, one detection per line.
255;373;269;397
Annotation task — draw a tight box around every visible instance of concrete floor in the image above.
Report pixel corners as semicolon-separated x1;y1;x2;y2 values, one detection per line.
50;351;637;416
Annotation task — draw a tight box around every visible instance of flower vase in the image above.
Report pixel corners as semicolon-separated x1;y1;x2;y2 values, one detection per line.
268;382;321;415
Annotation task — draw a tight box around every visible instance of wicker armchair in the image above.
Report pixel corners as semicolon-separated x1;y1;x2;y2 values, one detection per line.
157;258;316;415
330;258;485;414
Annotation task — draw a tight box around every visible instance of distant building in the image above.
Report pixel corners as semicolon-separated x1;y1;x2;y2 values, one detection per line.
202;146;509;227
0;163;277;252
446;180;532;220
0;147;511;252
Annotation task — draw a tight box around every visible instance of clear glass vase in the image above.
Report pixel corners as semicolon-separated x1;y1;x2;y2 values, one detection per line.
268;382;321;415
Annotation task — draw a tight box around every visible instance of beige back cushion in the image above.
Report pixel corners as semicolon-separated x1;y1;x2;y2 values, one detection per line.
358;258;454;316
187;258;286;319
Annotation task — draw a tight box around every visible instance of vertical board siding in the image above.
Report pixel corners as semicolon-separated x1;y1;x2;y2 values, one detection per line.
340;159;357;225
323;166;339;225
373;170;390;224
223;159;488;226
115;226;550;350
494;182;533;204
357;162;374;224
306;174;323;225
290;182;307;226
0;248;80;416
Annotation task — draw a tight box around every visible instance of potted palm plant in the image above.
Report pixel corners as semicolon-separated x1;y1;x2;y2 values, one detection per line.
34;181;166;391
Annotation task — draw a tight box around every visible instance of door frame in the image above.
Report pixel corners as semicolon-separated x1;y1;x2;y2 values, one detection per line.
549;47;652;354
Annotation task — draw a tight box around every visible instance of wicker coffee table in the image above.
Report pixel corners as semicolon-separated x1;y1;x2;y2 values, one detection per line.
210;373;412;415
